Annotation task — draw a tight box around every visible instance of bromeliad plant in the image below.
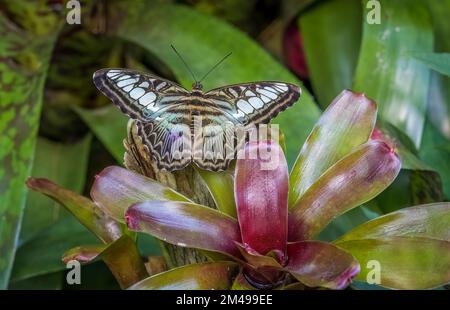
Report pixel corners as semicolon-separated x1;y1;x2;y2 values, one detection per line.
27;90;450;290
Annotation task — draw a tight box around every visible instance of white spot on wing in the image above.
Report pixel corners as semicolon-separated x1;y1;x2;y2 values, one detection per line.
117;78;138;87
123;85;133;92
257;88;278;99
116;75;131;81
245;90;255;97
139;82;149;88
275;83;288;91
237;99;254;114
248;97;264;109
139;92;156;106
130;88;145;99
107;71;120;78
155;82;167;91
229;88;238;97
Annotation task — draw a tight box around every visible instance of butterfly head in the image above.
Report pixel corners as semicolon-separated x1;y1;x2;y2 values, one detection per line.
192;81;203;92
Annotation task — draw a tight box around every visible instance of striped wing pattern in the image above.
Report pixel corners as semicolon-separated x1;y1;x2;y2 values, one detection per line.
205;82;301;126
93;68;301;172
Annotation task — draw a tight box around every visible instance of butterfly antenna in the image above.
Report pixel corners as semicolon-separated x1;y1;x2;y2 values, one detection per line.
199;52;232;83
171;44;198;82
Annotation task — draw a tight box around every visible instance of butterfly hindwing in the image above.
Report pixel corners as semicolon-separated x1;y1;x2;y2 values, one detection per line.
205;82;301;126
136;114;192;171
93;68;189;121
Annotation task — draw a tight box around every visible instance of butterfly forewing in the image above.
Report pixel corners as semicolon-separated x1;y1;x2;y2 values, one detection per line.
205;82;301;126
93;68;189;121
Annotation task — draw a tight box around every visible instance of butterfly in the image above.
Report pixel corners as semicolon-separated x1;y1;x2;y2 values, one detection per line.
93;68;301;172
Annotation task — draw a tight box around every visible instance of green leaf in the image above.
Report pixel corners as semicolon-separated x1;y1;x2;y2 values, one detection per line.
299;0;362;107
10;217;97;282
74;106;128;163
105;1;320;165
353;0;433;147
9;272;63;290
195;168;236;218
0;2;63;288
98;235;148;289
336;203;450;243
419;0;450;200
336;237;450;289
26;178;122;243
412;53;450;77
128;262;238;290
19;135;91;244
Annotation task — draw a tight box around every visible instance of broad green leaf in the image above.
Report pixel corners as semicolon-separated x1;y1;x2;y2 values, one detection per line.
0;2;63;288
336;203;450;243
413;53;450;77
91;166;191;222
128;262;238;290
20;135;91;244
289;90;377;206
74;106;128;163
26;178;122;243
98;235;148;289
420;123;450;199
9;272;63;290
10;218;96;282
195;168;236;218
299;0;362;107
353;0;433;147
105;1;321;165
419;0;450;199
337;237;450;289
289;141;401;241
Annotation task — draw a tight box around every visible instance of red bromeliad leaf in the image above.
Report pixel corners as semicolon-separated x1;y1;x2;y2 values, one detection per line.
91;166;191;222
125;201;241;258
289;140;401;241
62;245;106;264
235;243;284;269
235;140;289;256
128;262;238;290
284;241;360;290
335;202;450;242
26;178;122;243
289;90;377;206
